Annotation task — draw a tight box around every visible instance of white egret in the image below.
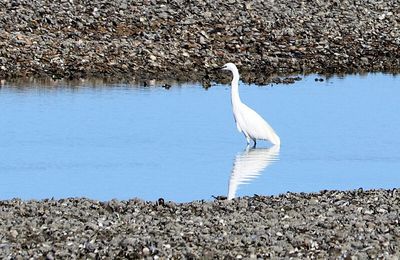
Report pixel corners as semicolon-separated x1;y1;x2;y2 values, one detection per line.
221;63;281;147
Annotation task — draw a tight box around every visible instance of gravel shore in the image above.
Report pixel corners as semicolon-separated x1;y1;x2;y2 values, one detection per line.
1;189;399;258
0;0;399;85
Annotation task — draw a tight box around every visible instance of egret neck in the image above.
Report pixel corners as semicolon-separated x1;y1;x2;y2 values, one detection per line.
230;66;241;106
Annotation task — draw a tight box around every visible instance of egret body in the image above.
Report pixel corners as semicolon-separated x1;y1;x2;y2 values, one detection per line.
222;63;280;147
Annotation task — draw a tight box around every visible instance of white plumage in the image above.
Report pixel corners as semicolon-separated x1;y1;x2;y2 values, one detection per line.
222;63;280;147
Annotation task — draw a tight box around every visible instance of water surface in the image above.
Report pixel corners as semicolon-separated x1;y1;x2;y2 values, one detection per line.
1;74;399;202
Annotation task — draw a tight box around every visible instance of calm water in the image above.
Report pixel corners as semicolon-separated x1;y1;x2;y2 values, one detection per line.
1;74;399;202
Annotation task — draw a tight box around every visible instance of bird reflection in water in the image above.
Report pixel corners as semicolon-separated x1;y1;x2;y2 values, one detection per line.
228;145;280;200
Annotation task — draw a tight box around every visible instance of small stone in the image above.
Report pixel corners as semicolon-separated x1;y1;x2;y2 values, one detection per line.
142;247;150;255
203;12;212;18
120;237;136;247
199;36;206;45
120;2;128;9
46;252;54;260
364;210;373;215
84;242;95;252
10;230;18;239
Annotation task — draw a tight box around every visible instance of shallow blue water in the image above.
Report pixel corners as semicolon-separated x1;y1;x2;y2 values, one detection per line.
0;74;399;202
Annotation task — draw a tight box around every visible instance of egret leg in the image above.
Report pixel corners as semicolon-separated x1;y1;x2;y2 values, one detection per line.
252;139;257;148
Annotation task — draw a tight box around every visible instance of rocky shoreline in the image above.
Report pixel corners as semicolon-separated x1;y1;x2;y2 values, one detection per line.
0;189;399;258
0;0;399;85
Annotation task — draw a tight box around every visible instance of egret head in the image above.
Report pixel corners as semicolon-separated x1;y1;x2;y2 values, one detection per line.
221;63;237;72
221;63;240;80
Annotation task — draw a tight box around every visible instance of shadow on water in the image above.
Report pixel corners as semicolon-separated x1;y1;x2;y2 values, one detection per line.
228;145;280;200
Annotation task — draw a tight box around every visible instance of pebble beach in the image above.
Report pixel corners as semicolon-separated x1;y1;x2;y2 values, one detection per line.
0;0;399;84
1;189;399;259
1;0;400;258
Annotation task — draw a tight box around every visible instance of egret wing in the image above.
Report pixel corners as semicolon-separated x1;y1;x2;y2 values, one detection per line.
234;116;242;132
239;103;280;144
